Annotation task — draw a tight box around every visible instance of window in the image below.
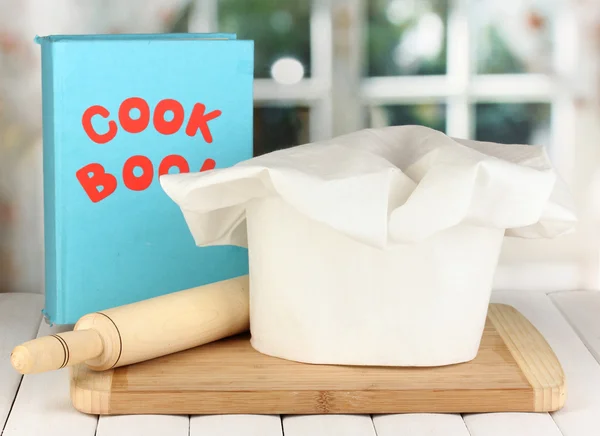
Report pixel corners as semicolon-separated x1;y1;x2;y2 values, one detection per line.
189;0;577;184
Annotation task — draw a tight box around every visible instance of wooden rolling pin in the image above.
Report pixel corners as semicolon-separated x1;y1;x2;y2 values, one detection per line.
11;275;249;374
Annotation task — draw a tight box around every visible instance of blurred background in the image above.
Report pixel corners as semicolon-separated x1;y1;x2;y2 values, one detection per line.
1;0;600;294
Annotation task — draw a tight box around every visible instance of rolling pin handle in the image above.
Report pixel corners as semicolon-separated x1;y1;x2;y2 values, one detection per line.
10;329;104;374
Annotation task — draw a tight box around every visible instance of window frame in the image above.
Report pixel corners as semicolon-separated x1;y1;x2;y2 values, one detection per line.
190;0;577;183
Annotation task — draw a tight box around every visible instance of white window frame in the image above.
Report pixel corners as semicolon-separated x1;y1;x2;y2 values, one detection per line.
191;0;577;183
190;0;584;291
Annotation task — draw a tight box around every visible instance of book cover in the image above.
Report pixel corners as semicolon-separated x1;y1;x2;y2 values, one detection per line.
36;33;253;324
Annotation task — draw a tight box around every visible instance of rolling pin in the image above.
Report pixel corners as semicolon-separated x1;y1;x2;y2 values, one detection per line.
11;275;249;374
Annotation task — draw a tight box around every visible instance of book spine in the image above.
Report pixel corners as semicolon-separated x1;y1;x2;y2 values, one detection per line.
40;42;59;324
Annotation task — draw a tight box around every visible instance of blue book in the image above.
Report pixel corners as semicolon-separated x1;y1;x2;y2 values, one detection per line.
36;33;253;324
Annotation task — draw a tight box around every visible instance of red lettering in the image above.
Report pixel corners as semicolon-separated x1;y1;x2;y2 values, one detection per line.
200;158;216;172
83;99;222;141
185;103;221;143
122;155;153;191
81;105;117;144
154;99;185;135
75;163;117;202
77;156;217;201
119;97;150;134
158;154;190;176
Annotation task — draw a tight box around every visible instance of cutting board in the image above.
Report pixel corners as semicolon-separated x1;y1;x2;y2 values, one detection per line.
70;303;565;415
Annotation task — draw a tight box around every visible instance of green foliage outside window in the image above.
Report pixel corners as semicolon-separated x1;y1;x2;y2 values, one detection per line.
218;0;311;78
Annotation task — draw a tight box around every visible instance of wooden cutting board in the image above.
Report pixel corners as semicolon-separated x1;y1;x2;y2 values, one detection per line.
70;303;565;415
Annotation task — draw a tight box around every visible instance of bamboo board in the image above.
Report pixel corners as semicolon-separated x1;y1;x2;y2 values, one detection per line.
70;304;565;415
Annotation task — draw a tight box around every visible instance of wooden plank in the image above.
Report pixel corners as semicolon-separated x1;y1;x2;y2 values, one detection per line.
282;415;375;436
491;291;600;436
0;293;43;430
372;414;470;436
97;415;189;436
3;321;98;436
71;304;564;415
464;413;562;436
551;290;600;363
190;415;282;436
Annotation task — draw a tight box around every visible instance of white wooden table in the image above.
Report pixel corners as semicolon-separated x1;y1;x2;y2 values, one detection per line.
2;290;600;436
